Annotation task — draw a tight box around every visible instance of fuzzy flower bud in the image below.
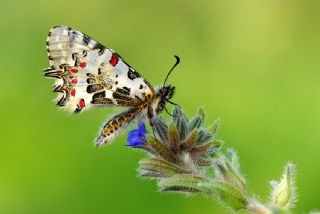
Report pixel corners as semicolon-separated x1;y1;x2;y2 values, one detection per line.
270;162;297;209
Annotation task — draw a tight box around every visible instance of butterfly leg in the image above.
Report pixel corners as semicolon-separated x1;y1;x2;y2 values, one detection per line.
164;107;174;117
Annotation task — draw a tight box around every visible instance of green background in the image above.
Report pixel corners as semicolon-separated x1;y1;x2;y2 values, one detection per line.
1;0;320;213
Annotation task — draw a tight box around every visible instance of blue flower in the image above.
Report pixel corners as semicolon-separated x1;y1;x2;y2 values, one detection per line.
127;122;147;147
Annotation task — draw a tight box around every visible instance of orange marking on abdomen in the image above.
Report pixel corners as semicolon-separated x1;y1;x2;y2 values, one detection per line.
102;108;141;137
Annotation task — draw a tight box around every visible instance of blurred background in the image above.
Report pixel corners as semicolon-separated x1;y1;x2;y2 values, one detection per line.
1;0;320;213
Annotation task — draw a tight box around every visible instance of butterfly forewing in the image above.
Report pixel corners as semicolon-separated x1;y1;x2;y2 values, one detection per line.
44;26;154;113
47;26;105;67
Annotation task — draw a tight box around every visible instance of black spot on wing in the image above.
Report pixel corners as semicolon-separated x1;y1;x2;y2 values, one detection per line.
91;97;114;105
93;42;105;50
53;85;64;93
68;28;77;41
92;91;106;100
74;107;81;113
113;91;132;101
71;53;76;61
127;68;141;80
116;100;131;106
116;87;130;96
127;69;136;80
56;95;68;106
46;41;50;52
98;48;105;55
74;57;80;66
86;73;95;78
134;70;141;78
134;95;143;102
87;84;104;93
122;87;131;94
43;68;62;79
83;34;91;45
93;43;106;55
87;78;96;84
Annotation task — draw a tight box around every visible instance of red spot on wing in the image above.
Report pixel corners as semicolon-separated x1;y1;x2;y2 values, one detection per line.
109;54;119;67
79;62;87;68
70;88;76;97
79;99;85;109
70;68;78;74
70;78;77;84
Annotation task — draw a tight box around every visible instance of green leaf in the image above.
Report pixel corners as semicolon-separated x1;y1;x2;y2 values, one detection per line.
190;155;212;166
226;148;241;171
139;157;188;178
181;129;198;151
197;129;213;144
212;139;224;149
189;108;206;130
145;135;178;163
215;158;247;193
159;174;208;193
173;106;189;140
209;118;221;136
168;123;180;153
198;107;206;121
152;117;169;143
140;171;167;178
189;116;202;131
191;141;212;156
200;181;248;211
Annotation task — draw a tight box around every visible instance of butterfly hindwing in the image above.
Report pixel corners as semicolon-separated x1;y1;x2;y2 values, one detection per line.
44;26;154;113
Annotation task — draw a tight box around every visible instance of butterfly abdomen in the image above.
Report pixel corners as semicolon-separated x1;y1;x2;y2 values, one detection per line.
96;107;142;147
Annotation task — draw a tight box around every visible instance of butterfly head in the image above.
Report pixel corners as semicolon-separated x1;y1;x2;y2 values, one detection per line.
159;85;175;100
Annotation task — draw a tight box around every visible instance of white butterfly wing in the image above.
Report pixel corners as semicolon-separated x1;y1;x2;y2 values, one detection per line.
44;26;154;112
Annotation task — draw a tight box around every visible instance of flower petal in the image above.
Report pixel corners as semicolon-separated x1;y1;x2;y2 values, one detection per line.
138;122;146;136
127;127;146;147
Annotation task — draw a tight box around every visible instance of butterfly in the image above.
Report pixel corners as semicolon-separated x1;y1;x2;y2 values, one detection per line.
43;26;179;147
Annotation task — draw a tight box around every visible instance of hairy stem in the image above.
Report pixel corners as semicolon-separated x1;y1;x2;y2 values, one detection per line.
247;202;273;214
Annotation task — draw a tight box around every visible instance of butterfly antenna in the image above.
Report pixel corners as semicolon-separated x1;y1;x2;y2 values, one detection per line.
163;55;180;87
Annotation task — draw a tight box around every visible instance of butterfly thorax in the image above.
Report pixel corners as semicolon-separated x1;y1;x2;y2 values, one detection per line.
147;85;175;120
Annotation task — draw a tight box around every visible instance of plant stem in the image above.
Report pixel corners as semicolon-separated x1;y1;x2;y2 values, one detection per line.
247;202;273;214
